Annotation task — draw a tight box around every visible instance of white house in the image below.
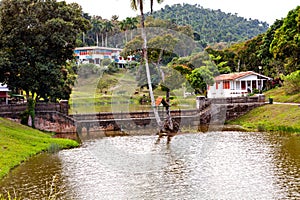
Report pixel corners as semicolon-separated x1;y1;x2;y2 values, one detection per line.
0;83;10;104
74;46;122;64
207;71;272;98
74;46;134;68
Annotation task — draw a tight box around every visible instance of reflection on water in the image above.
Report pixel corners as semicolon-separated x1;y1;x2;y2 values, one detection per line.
0;132;299;199
0;153;72;199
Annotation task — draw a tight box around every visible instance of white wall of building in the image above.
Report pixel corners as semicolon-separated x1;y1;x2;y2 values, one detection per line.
208;73;270;98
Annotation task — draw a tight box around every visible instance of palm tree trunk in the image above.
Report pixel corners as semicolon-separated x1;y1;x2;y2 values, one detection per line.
125;30;128;43
105;32;108;47
96;33;99;46
139;6;162;129
82;32;85;45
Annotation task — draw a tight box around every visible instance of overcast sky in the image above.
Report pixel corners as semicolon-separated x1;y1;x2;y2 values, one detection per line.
64;0;299;25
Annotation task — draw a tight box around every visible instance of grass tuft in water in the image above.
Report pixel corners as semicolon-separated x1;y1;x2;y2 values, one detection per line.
0;189;20;200
257;124;266;132
47;143;61;154
42;175;63;200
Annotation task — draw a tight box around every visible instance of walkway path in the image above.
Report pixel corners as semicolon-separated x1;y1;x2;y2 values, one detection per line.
272;102;300;106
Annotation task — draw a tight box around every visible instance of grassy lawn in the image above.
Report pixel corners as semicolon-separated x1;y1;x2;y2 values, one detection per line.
264;87;300;103
70;68;197;114
0;118;79;180
228;104;300;133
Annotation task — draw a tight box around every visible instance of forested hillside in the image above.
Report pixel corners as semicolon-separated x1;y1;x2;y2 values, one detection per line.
207;6;300;78
149;3;269;44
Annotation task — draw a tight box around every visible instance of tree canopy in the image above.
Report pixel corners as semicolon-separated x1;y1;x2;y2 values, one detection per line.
206;5;300;79
0;0;90;101
270;6;300;73
149;3;269;45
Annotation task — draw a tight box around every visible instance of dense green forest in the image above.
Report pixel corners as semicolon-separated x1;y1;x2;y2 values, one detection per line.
149;3;269;44
80;3;269;48
207;6;300;78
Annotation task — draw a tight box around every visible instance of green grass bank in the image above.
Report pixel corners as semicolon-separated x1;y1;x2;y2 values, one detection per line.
228;104;300;133
264;87;300;103
0;118;79;180
229;87;300;133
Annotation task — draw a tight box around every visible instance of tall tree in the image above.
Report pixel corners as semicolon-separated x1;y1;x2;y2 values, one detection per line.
126;17;139;40
103;20;114;47
91;17;104;46
119;19;129;43
130;0;164;130
188;66;214;95
258;19;284;77
0;0;90;101
270;6;300;74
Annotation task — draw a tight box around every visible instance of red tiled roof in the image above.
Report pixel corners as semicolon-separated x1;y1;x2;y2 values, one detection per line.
215;71;256;81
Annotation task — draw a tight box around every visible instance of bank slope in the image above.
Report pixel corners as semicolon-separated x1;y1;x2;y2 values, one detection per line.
228;104;300;133
0;118;79;179
264;87;300;103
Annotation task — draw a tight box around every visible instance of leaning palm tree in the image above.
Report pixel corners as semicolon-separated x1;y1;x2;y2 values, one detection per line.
130;0;164;130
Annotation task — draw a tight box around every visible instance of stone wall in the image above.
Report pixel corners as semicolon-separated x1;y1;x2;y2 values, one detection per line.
0;101;69;119
34;111;76;133
74;102;265;133
0;98;266;134
0;101;73;134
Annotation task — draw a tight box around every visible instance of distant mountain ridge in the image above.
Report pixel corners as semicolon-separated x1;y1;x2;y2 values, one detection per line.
148;3;269;44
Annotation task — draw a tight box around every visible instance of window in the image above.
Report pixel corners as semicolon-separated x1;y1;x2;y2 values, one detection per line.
241;81;246;90
223;81;230;89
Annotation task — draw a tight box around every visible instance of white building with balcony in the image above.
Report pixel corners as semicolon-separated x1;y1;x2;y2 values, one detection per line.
74;46;122;64
74;46;134;67
207;71;272;98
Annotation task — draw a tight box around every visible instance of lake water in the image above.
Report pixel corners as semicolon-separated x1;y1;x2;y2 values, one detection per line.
0;131;299;199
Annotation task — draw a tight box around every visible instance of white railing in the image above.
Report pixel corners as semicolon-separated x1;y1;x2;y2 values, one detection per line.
226;89;248;97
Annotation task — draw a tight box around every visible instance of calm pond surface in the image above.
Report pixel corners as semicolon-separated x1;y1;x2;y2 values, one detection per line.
0;131;299;199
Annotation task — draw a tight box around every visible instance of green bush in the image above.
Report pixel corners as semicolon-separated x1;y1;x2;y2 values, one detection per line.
257;124;266;132
252;88;259;94
283;70;300;95
101;58;112;67
107;62;119;74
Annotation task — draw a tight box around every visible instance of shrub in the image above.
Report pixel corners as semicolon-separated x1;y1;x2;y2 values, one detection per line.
283;70;300;95
101;58;112;67
257;124;266;132
107;62;119;74
252;88;259;94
